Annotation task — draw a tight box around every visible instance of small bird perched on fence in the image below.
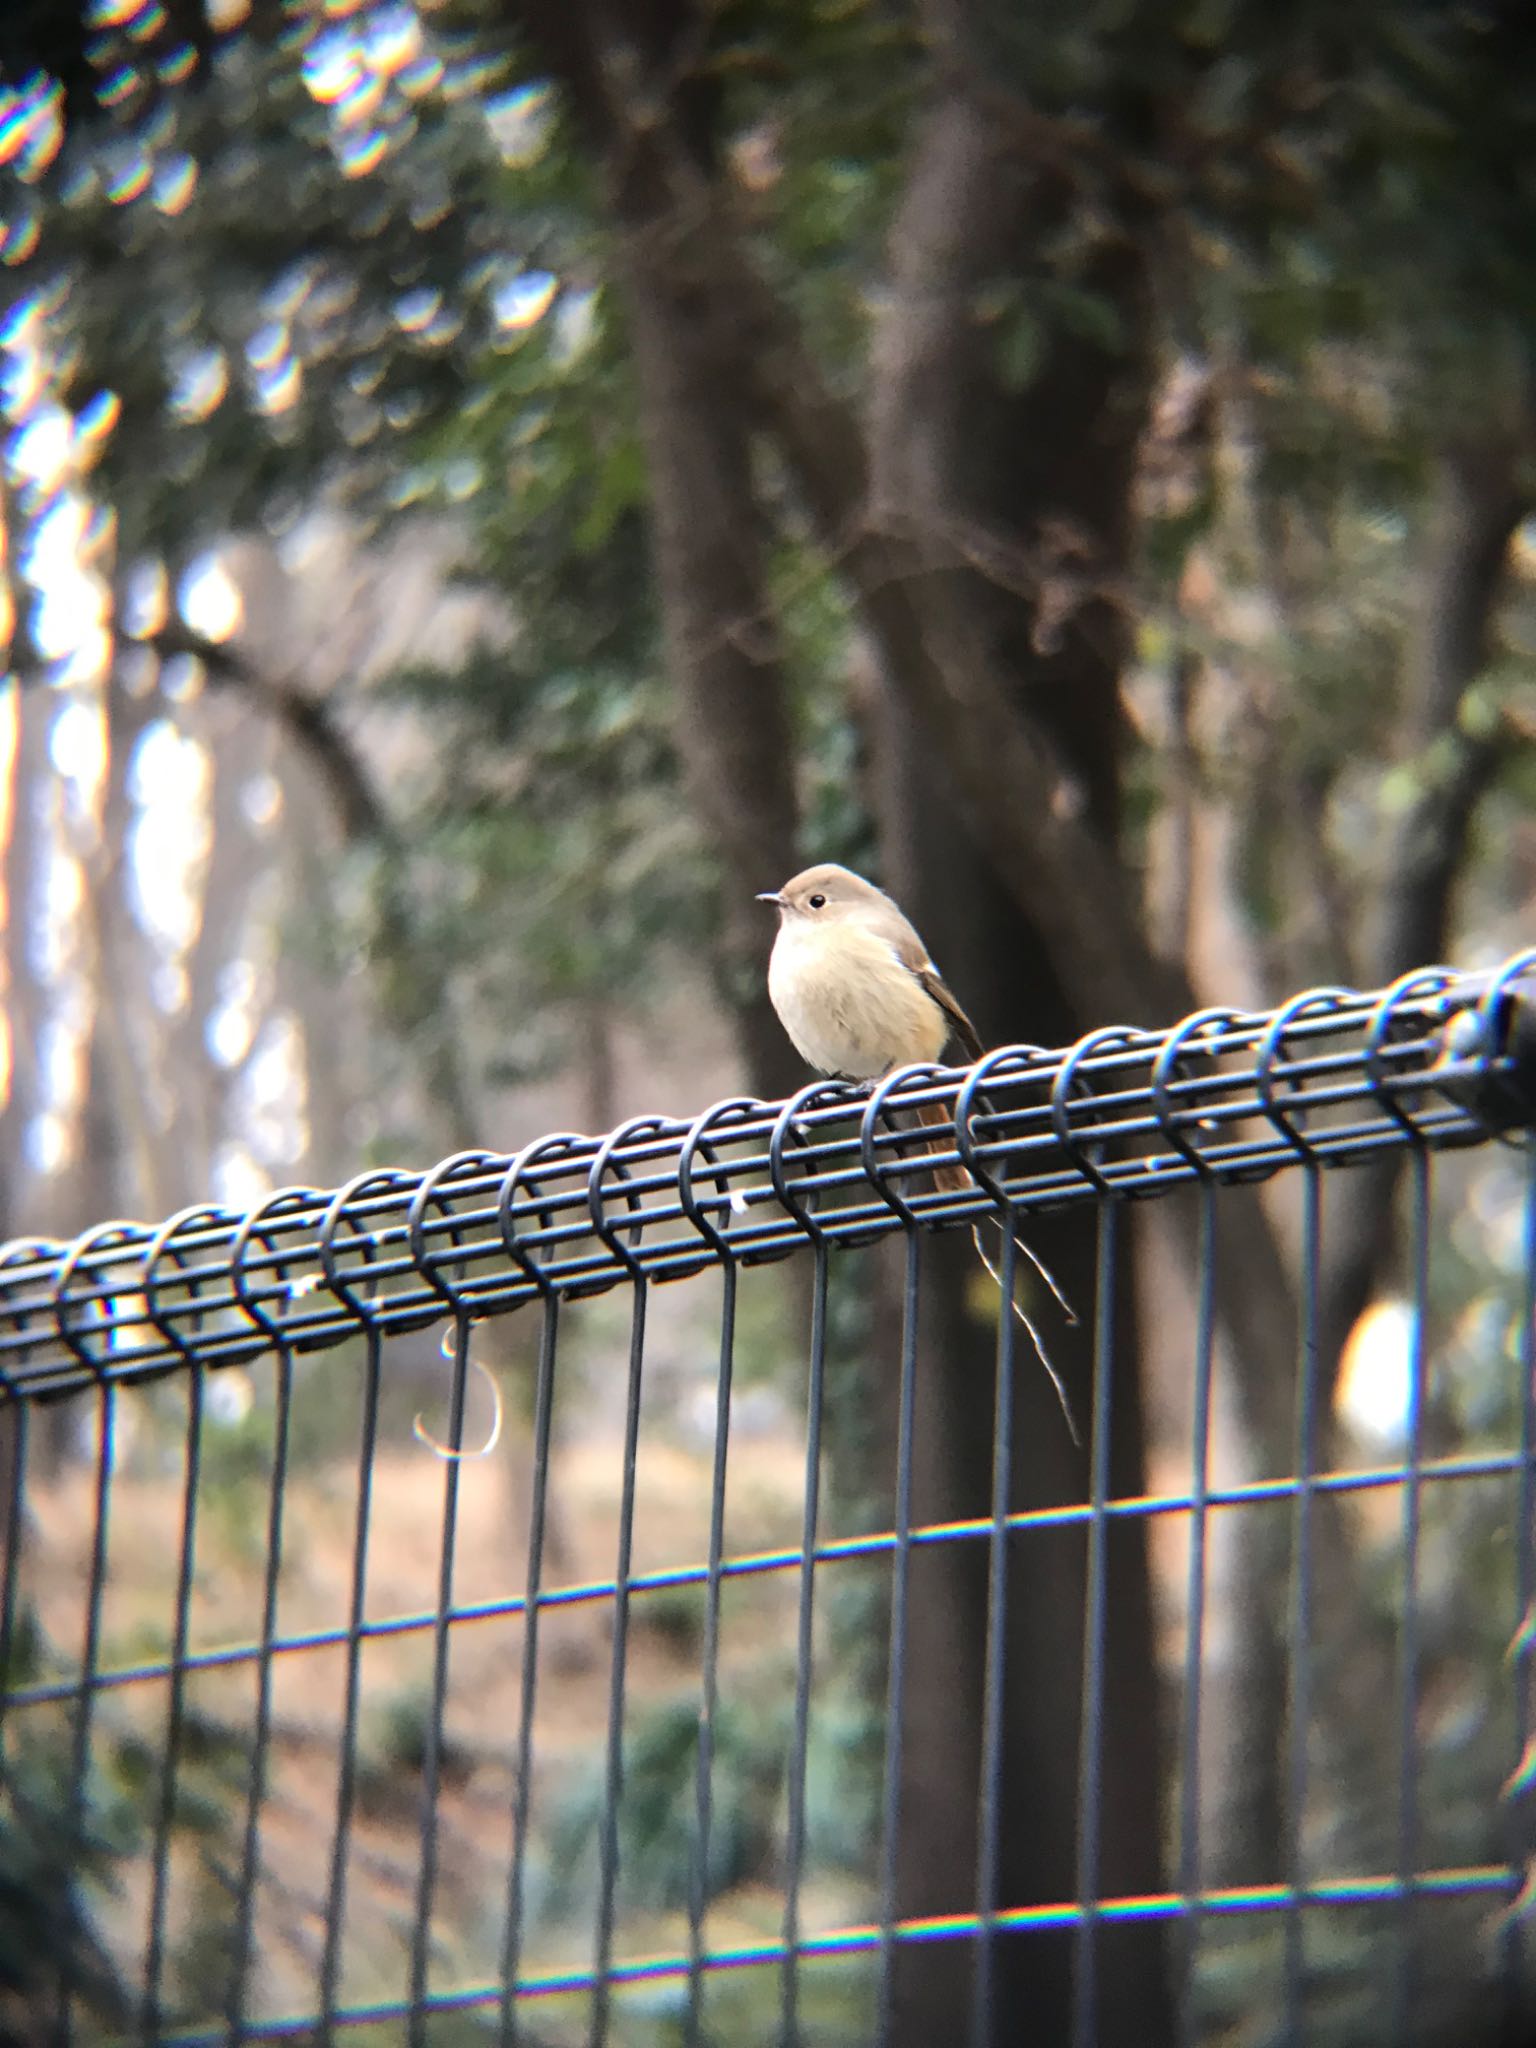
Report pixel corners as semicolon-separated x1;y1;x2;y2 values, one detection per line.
759;863;981;1176
758;862;1078;1439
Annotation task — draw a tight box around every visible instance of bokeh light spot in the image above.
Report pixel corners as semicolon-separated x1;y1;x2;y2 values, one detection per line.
153;155;199;214
486;80;554;167
104;149;154;203
169;346;229;423
395;286;441;334
0;75;64;181
493;270;558;333
252;354;302;414
179;552;244;642
337;127;389;178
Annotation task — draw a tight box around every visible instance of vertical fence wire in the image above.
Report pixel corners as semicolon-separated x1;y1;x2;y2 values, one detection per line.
875;1223;921;2043
141;1349;204;2044
782;1238;829;2048
970;1222;1019;2048
1283;1160;1324;2038
1072;1199;1119;2048
407;1307;472;2045
1503;1140;1536;2028
591;1275;650;2046
227;1341;293;2043
1177;1188;1217;2048
317;1323;383;2041
0;1391;27;1721
498;1294;560;2048
685;1256;737;2047
59;1371;115;2048
1394;1145;1432;2036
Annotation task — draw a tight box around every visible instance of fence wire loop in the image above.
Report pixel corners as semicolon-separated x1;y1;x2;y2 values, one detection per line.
1254;988;1357;1163
143;1203;235;1366
1050;1028;1141;1196
1149;1009;1250;1179
318;1167;419;1331
498;1134;589;1296
53;1220;154;1384
1435;952;1536;1139
860;1063;952;1224
407;1148;501;1313
230;1186;326;1341
0;1238;62;1401
679;1097;765;1253
956;1046;1051;1208
769;1079;864;1242
589;1115;673;1280
1364;968;1458;1142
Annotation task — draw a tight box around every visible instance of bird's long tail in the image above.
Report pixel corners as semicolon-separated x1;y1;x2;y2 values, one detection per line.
913;1099;1081;1446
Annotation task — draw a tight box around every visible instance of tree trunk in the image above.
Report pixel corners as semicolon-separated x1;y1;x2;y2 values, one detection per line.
863;70;1173;2046
872;687;1171;2044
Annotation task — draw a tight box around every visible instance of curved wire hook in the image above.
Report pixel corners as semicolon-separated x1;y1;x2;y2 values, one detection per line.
407;1150;504;1463
1363;967;1458;1141
1254;988;1358;1163
1149;1009;1252;1179
407;1150;502;1317
1478;948;1536;1034
229;1188;329;1343
0;1237;67;1407
497;1134;592;1297
588;1116;674;1281
768;1079;866;1244
679;1098;767;1254
860;1063;957;1227
1049;1027;1144;1199
142;1203;241;1371
52;1221;156;1391
317;1167;421;1331
954;1045;1050;1208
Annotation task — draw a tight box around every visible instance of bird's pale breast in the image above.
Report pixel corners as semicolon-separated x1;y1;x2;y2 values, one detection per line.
767;919;949;1079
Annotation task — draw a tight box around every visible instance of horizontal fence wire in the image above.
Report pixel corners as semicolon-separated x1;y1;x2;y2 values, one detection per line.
1;954;1535;2047
137;1869;1520;2048
0;1445;1524;1715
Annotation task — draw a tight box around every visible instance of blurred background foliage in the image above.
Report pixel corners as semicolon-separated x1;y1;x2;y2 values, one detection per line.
2;0;1536;2042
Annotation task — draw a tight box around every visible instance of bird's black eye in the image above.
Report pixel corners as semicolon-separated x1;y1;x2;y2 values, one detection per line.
808;892;826;910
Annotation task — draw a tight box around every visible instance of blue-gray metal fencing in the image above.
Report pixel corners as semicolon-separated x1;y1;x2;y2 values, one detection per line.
1;956;1535;2044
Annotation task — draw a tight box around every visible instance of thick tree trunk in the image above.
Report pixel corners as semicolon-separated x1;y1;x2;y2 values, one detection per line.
864;76;1173;2048
872;692;1171;2044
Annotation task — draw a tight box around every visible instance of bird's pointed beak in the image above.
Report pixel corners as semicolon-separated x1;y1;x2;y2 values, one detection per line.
757;890;787;908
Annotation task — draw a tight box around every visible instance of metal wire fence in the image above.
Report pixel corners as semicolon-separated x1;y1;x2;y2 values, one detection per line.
2;956;1536;2045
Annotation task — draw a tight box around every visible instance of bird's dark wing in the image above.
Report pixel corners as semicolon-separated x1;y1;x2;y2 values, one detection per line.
915;965;985;1061
880;911;987;1062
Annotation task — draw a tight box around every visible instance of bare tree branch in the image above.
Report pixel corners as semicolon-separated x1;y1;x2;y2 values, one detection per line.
150;626;481;1149
155;626;392;847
